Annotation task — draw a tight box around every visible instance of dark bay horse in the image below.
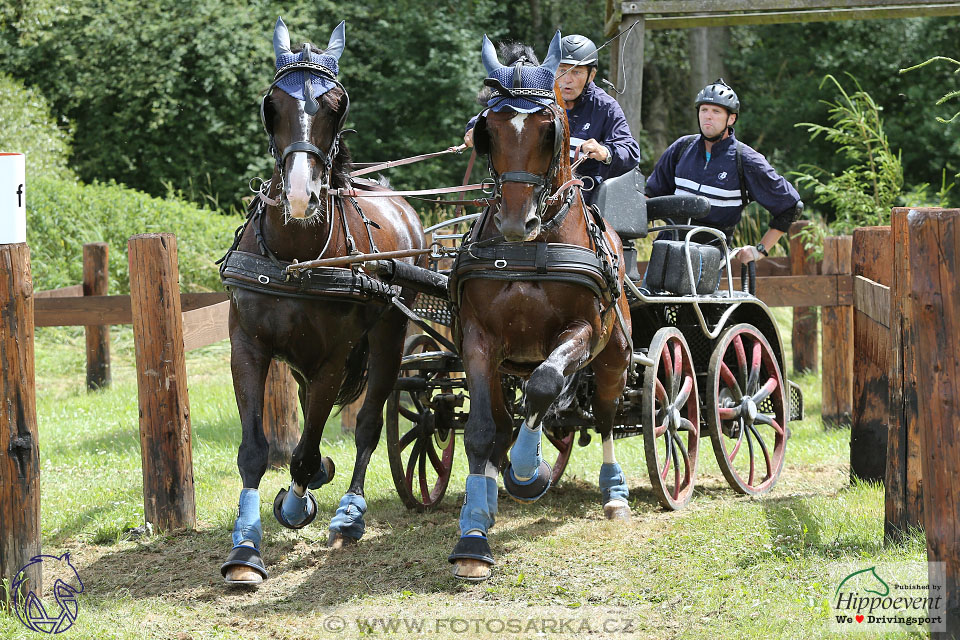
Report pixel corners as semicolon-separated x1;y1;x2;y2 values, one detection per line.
447;33;633;581
218;18;424;585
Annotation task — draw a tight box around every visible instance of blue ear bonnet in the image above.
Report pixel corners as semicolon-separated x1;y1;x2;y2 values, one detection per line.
486;65;557;114
275;49;339;101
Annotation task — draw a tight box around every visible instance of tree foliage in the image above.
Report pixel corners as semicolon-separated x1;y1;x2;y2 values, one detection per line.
0;73;74;179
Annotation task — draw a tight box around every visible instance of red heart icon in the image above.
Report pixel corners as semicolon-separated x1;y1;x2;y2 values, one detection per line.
856;615;864;623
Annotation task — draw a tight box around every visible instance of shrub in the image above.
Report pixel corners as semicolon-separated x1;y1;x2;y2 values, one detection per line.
0;72;73;179
26;176;242;294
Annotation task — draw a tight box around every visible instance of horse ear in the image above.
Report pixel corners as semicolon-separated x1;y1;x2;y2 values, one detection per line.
273;16;292;59
481;35;503;75
541;30;562;76
325;20;345;61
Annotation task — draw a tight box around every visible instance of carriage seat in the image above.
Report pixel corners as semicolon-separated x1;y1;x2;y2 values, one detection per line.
644;239;723;295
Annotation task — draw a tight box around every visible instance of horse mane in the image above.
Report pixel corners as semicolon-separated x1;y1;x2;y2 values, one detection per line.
553;84;572;187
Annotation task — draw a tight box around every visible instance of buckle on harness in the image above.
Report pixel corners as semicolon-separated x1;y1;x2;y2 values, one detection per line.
494;259;507;269
258;275;270;284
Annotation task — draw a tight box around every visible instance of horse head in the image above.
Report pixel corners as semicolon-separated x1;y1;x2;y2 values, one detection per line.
475;32;568;242
263;17;350;221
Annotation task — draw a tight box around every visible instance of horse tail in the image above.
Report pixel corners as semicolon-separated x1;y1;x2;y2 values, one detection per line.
335;334;369;408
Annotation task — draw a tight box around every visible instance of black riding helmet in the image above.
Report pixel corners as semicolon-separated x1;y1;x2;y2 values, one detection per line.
695;78;740;114
559;34;598;68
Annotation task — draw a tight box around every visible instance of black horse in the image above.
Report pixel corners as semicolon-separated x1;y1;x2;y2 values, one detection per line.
218;17;424;584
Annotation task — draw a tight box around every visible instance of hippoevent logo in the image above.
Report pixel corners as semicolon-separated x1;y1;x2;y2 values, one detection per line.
10;553;84;634
830;563;946;634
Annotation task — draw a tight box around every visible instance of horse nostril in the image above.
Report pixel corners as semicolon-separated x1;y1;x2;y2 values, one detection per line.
525;216;540;236
307;191;320;214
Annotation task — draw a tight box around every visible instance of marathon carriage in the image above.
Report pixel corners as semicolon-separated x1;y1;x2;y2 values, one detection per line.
370;167;803;513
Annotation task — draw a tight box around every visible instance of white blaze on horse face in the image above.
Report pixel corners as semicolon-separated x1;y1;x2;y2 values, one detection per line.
509;112;529;137
285;105;316;219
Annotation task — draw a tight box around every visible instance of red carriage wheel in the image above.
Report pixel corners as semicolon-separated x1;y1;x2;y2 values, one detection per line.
543;428;575;485
386;334;459;511
642;327;700;510
706;323;787;495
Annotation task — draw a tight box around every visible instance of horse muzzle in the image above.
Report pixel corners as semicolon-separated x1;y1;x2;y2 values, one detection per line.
494;209;541;242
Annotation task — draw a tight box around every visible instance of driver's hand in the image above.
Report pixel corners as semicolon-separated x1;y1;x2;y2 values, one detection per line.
463;128;474;148
738;246;763;263
579;138;610;162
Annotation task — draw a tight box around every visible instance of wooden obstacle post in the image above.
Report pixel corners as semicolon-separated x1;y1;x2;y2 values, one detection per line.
789;220;818;374
904;208;960;637
263;359;300;468
850;227;891;482
0;242;42;607
821;235;853;427
83;242;110;390
128;233;196;531
885;209;924;541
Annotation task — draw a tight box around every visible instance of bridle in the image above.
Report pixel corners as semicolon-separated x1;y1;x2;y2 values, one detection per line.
259;46;352;197
472;60;573;228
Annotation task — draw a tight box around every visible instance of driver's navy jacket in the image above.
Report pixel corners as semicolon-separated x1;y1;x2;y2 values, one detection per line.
646;130;800;232
466;82;641;204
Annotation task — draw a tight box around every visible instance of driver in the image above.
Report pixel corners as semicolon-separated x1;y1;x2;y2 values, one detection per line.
645;78;802;261
464;35;641;204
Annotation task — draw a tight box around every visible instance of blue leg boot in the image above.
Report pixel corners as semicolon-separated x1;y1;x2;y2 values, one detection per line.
328;493;367;547
503;423;552;502
599;462;631;520
449;475;497;581
273;482;318;530
222;488;269;583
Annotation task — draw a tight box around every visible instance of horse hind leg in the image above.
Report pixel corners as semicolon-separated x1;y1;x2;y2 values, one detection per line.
503;325;593;503
328;311;404;549
591;322;633;521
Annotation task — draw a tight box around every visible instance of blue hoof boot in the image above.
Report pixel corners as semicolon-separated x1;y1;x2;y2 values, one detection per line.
273;487;318;529
307;457;335;490
502;459;552;503
328;494;367;541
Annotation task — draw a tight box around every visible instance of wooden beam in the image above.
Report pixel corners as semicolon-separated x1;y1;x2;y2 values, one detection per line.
853;275;890;328
623;0;958;14
83;242;111;390
34;284;82;299
790;221;818;374
34;295;132;327
182;300;230;352
822;235;854;427
640;5;960;29
619;15;646;141
181;292;229;312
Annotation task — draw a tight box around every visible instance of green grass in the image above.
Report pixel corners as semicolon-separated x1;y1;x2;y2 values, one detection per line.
0;312;930;640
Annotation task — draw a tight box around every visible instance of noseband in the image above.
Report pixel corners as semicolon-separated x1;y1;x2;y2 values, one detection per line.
260;49;352;195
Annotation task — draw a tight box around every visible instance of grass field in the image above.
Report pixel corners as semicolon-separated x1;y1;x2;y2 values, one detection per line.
0;312;930;639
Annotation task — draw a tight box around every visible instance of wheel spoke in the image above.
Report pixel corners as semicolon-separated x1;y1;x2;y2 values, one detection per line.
745;425;756;486
672;430;691;488
655;378;668;402
678;418;697;434
747;423;773;481
719;362;743;400
653;416;669;438
675;375;693;407
671;434;681;498
748;341;762;393
399;403;421;423
671;341;682;395
660;431;674;481
419;441;432;501
544;430;570;451
405;436;423;489
728;426;744;461
718;406;739;421
427;437;445;475
753;376;779;404
398;425;420;452
661;344;673;384
733;334;748;389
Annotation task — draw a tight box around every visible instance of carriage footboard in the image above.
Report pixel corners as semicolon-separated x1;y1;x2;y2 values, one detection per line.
788;380;804;422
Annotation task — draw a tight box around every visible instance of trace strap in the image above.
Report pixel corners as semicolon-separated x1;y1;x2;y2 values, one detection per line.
351;145;468;177
330;183;486;198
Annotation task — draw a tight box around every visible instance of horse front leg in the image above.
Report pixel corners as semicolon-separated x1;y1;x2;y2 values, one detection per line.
503;322;595;503
449;332;509;582
272;358;341;533
591;307;633;521
328;309;407;549
222;323;272;585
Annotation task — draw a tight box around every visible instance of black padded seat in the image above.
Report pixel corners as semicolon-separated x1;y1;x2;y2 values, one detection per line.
592;166;647;240
644;239;723;295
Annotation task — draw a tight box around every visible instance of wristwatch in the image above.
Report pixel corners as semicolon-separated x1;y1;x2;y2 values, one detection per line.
755;242;769;257
602;146;612;165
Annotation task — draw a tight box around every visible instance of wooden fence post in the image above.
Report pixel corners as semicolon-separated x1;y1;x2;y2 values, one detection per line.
850;227;891;482
263;359;300;468
905;208;960;637
789;221;818;374
821;235;853;427
128;233;196;531
886;209;924;541
0;242;42;607
83;242;110;390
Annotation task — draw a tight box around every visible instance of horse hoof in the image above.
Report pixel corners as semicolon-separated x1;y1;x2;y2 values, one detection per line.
223;565;263;585
603;501;631;521
273;487;319;529
327;532;358;549
308;457;336;490
502;459;552;503
451;559;492;582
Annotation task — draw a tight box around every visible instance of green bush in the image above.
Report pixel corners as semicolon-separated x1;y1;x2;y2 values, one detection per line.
0;72;73;179
26;176;242;294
